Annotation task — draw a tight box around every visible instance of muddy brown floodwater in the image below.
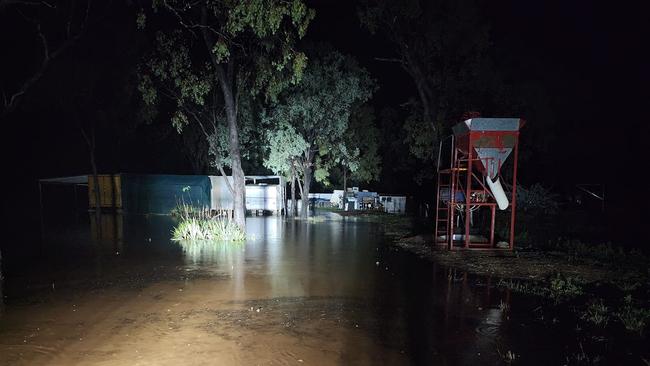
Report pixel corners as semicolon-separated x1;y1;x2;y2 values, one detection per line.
0;212;642;365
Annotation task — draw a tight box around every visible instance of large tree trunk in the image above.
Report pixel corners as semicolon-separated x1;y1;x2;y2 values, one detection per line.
219;80;246;229
90;149;101;224
290;169;297;217
300;164;312;218
81;126;102;227
202;9;246;230
282;177;287;216
343;168;347;196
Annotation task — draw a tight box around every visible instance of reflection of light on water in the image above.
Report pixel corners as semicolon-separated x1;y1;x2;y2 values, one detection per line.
245;216;281;240
482;308;503;331
246;217;303;297
178;240;244;267
177;240;247;299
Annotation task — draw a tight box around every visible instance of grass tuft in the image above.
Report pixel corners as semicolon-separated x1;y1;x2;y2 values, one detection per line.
171;203;245;242
581;299;609;327
615;295;650;334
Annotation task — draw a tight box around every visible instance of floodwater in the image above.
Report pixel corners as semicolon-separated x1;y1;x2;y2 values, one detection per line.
0;212;640;365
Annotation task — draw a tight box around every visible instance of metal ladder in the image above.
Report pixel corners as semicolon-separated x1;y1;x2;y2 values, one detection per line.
435;136;455;248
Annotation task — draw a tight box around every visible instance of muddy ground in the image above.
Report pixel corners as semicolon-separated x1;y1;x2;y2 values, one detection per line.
395;234;642;283
0;278;406;366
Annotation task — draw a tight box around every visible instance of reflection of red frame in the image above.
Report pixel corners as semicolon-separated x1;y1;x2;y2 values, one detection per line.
434;122;522;250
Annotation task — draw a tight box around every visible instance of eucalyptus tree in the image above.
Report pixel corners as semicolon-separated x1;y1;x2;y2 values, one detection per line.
265;49;376;218
263;124;308;216
137;0;314;229
338;105;381;192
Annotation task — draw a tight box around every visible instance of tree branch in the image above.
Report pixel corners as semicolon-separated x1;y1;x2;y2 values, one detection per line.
161;0;230;41
295;163;304;198
1;0;97;117
218;165;235;197
0;0;54;11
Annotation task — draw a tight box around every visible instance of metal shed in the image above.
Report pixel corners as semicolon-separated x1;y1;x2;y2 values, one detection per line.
379;195;407;214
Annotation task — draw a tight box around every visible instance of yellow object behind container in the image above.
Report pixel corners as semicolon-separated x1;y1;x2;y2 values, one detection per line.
88;174;122;209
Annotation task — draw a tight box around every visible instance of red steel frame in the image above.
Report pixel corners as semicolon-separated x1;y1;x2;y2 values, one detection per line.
434;130;520;250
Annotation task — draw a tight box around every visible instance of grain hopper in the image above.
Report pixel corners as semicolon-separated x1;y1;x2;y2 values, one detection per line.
435;118;524;249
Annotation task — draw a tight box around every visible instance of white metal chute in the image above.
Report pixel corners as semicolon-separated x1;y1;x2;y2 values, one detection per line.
486;175;509;210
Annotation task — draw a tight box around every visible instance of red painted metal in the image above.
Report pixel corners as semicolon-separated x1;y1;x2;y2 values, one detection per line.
448;146;457;250
434;118;523;250
465;134;473;249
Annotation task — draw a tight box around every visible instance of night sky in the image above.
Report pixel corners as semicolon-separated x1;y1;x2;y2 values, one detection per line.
1;0;647;245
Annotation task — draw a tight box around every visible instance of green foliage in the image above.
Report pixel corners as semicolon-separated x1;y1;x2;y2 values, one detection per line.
359;0;495;161
263;47;376;186
136;9;147;30
137;29;215;134
212;41;230;64
403;105;436;161
263;123;308;179
206;96;264;171
342;105;381;184
170;201;209;218
498;273;583;303
548;273;584;302
138;0;315;171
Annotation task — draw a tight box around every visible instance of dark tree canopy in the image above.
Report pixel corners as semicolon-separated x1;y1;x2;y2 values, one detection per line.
360;0;500;165
138;0;314;229
264;47;376;217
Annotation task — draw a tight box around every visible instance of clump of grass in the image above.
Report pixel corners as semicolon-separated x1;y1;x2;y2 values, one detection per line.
561;240;627;265
498;273;584;303
581;299;609;327
170;201;211;219
173;217;245;241
497;279;547;297
171;203;244;242
499;300;510;313
496;346;517;364
549;273;584;303
614;279;641;292
549;239;649;271
615;295;650;334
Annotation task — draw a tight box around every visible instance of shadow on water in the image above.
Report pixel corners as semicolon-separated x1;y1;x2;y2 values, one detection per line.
0;211;644;364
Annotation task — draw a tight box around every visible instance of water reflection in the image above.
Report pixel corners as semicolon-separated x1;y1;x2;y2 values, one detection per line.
179;240;245;268
170;216;517;364
3;212;530;365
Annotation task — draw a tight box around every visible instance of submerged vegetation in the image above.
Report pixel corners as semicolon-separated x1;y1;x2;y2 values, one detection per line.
172;218;246;242
366;204;650;343
616;295;650;334
498;275;650;336
582;299;609;327
171;203;245;242
496;273;585;304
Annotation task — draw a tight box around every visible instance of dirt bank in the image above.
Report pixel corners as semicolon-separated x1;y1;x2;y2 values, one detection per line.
394;234;639;283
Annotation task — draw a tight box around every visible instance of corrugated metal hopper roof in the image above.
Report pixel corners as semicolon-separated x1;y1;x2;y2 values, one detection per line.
452;118;523;135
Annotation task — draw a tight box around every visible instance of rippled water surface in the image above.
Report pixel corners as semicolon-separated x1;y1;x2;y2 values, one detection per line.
0;212;627;365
